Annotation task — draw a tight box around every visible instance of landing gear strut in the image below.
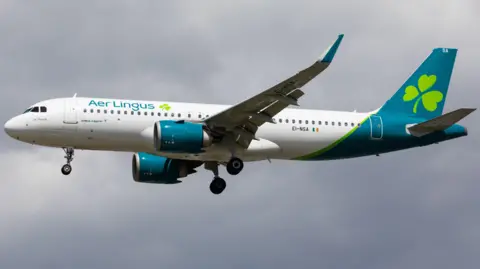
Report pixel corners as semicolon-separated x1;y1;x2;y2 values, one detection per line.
205;162;226;195
61;147;74;175
226;157;244;175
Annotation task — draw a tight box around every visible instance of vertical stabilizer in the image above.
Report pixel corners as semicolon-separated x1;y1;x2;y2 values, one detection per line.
379;48;457;119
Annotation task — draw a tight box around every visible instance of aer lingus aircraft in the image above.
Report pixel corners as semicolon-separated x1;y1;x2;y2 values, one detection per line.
4;34;475;194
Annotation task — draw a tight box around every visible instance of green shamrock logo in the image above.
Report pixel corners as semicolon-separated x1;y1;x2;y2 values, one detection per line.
159;104;171;111
403;74;444;113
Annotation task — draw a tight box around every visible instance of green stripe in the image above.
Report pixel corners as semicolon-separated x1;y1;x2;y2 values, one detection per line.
293;116;370;160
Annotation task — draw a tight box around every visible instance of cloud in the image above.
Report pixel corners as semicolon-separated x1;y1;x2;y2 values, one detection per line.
0;0;479;268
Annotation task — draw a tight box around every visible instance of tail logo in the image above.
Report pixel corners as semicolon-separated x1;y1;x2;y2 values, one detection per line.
403;74;444;113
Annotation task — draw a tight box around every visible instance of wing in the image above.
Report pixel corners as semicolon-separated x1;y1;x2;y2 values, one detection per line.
204;34;345;148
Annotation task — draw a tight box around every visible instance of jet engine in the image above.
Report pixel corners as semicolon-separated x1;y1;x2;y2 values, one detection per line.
131;152;201;184
153;120;212;153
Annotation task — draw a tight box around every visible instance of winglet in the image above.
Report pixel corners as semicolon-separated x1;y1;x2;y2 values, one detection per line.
319;34;344;63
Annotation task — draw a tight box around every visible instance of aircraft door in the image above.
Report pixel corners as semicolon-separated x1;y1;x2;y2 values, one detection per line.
63;98;78;125
369;115;383;139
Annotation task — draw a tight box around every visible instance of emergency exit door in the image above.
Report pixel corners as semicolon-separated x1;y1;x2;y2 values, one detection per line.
369;115;383;139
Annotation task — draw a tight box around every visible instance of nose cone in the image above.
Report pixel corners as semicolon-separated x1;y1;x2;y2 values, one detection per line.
4;117;23;137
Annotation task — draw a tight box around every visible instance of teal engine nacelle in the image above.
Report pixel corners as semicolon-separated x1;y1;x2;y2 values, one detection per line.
132;152;201;184
153;120;213;153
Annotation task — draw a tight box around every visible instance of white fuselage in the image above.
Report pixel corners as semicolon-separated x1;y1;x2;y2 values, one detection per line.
5;97;371;162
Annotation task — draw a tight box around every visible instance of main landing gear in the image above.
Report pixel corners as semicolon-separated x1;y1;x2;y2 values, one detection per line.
205;157;245;195
205;162;226;195
226;157;244;175
61;147;74;175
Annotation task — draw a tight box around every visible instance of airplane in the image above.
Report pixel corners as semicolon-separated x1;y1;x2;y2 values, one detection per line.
4;34;476;195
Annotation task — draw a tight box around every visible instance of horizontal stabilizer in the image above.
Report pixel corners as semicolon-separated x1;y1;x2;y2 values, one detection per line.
408;108;476;137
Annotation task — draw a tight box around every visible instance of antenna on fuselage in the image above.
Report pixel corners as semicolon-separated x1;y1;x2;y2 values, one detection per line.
73;93;77;98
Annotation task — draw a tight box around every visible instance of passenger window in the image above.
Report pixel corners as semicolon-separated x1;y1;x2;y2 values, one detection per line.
318;121;321;125
188;114;191;118
83;109;87;113
90;109;94;113
137;111;141;115
279;119;282;123
305;120;309;124
31;107;39;112
117;110;121;115
165;113;168;117
111;110;114;114
351;123;354;127
151;112;154;116
198;114;201;118
178;113;181;118
158;112;161;116
325;121;328;125
344;122;348;126
357;123;361;127
144;112;148;116
104;110;107;114
131;111;134;115
292;119;296;124
124;111;128;115
299;120;302;124
338;122;341;126
171;113;175;117
332;122;335;126
97;109;101;113
41;106;47;113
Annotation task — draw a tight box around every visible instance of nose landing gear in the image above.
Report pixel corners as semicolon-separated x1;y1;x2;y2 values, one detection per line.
61;147;74;175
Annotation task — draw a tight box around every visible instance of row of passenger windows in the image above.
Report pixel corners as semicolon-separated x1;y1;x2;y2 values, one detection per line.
82;108;361;127
277;118;360;127
83;108;206;118
24;106;47;113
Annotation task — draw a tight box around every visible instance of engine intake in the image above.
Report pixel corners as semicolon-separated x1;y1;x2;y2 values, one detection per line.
153;120;212;153
132;153;198;184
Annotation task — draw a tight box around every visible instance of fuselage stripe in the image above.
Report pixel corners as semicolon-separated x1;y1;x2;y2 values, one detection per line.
292;116;371;160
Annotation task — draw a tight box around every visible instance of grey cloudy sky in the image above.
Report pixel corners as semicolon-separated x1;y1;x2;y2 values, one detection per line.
1;0;479;268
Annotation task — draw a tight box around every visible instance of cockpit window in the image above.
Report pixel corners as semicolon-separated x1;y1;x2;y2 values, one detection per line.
23;106;47;113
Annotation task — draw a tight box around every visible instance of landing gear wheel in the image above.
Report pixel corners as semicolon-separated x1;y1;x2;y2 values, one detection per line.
61;147;75;176
209;177;226;195
226;157;244;175
61;164;72;175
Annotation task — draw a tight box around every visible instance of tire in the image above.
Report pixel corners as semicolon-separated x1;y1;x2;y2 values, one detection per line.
226;157;244;175
61;164;72;175
209;177;226;194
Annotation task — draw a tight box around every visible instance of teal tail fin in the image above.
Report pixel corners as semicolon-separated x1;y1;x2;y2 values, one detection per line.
378;48;457;119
